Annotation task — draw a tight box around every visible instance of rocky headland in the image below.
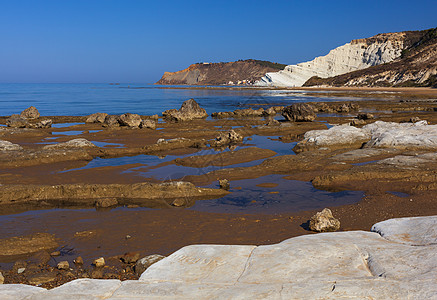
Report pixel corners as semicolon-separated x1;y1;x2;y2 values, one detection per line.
155;59;286;85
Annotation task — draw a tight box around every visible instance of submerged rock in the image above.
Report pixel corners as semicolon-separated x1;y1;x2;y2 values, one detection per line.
163;98;208;122
309;208;340;232
282;103;316;122
95;198;118;208
44;138;96;149
0;233;58;257
20;106;40;119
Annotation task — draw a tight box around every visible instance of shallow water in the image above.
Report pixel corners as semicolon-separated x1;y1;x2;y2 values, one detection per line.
191;175;364;214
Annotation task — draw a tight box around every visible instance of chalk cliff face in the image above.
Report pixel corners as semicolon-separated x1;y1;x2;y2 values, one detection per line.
256;31;424;87
304;27;437;88
156;60;286;85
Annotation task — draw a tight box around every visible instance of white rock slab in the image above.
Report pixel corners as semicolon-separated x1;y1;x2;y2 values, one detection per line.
3;216;437;299
299;124;370;147
0;284;45;299
139;245;256;283
26;279;121;300
372;216;437;246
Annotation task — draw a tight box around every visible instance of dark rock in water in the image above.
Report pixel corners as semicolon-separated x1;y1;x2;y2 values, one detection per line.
140;119;156;129
29;251;51;266
219;179;230;190
20;106;40;119
121;252;141;264
163;99;208;122
95;198;118;208
119;113;142;128
357;113;374;120
6;114;29;128
282;103;316;122
86;113;108;123
103;115;121;127
135;254;166;276
309;208;340;232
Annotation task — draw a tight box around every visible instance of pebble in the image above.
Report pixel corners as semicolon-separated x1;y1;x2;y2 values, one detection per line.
92;257;105;268
57;261;70;270
17;268;26;274
0;272;4;284
73;256;84;265
50;251;61;256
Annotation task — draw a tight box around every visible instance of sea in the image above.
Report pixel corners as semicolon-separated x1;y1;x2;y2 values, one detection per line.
0;83;357;116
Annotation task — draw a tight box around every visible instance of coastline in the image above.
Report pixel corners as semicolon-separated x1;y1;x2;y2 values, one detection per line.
1;89;437;288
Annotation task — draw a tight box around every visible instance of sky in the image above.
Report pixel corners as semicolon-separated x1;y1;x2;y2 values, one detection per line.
0;0;436;83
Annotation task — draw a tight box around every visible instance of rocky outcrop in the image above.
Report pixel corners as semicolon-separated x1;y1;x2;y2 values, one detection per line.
163;99;208;122
282;103;316;122
86;113;108;123
156;59;286;85
0;140;23;151
304;27;437;87
3;216;436;299
257;30;425;87
43;138;96;149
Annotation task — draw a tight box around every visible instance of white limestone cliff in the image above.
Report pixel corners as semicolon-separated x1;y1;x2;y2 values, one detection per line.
257;34;405;87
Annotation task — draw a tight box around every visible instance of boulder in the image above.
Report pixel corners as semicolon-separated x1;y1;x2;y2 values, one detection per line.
309;208;340;232
282;103;316;122
103;115;121;127
163;99;208;122
119;113;142;128
43;138;96;149
140;119;156;130
0;140;23;151
86;113;108;123
262;107;277;116
20;106;40;119
6;115;29;128
214;130;243;147
135;254;166;276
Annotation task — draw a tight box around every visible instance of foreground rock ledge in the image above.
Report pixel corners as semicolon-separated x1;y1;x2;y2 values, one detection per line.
1;216;436;299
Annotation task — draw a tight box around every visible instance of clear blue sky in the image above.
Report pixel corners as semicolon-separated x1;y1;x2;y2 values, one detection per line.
1;0;436;83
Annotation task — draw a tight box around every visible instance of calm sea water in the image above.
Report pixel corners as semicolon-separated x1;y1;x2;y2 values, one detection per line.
0;83;355;116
